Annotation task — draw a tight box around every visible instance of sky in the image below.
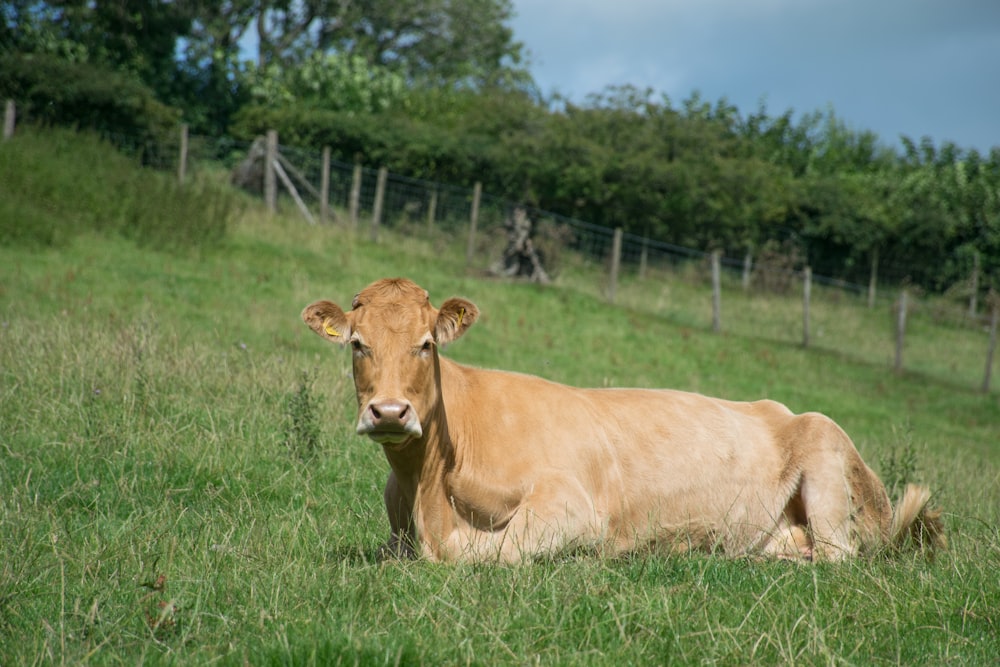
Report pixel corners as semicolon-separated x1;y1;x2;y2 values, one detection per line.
508;0;1000;154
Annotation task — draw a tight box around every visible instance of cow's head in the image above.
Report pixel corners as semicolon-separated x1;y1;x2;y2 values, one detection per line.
302;278;478;448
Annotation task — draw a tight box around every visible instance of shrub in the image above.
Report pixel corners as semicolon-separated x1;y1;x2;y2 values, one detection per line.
283;370;323;461
0;52;179;163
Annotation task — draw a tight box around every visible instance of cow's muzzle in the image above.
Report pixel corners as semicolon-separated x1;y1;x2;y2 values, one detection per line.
357;399;422;445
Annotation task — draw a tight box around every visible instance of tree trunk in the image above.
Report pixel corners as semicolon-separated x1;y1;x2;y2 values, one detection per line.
490;207;551;284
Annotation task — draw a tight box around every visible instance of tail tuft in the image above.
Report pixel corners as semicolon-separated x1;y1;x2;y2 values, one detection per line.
890;484;946;554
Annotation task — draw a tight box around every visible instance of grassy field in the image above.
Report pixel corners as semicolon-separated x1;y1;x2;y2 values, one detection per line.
1;131;999;665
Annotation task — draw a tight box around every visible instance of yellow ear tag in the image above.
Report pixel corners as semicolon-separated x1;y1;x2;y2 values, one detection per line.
323;319;341;337
457;307;465;329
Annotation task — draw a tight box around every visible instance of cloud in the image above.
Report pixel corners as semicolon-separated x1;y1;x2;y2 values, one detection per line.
510;0;1000;151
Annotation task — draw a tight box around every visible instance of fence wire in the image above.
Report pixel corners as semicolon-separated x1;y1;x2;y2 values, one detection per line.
248;135;997;393
5;110;995;392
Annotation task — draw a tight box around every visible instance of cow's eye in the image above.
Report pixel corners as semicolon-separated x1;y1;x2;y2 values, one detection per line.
416;339;434;356
351;339;366;355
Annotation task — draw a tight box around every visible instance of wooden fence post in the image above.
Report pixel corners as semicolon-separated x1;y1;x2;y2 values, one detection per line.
742;252;753;291
969;250;980;317
868;247;879;308
465;181;482;266
802;266;812;348
711;250;722;333
608;228;623;303
371;166;387;242
638;237;649;280
427;187;438;233
320;146;330;224
3;100;14;140
983;301;998;393
349;161;362;231
177;124;188;184
265;130;277;214
895;290;908;373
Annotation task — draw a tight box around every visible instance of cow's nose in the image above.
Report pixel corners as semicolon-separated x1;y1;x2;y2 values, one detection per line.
359;399;422;443
369;400;411;427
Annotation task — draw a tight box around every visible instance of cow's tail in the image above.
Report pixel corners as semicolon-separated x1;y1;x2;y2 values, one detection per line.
888;483;946;554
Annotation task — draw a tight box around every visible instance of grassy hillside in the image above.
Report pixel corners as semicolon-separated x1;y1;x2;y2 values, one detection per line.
1;130;998;665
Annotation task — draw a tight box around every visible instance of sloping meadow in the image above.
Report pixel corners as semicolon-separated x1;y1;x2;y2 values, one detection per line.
1;138;998;664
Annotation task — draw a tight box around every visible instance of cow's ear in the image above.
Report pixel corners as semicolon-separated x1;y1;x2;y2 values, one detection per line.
435;297;479;345
301;300;351;345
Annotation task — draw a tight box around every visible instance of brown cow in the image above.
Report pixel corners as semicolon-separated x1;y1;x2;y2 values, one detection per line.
302;278;944;562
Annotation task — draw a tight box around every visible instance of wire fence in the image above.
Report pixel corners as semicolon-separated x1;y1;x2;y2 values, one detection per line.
4;105;997;394
213;127;1000;394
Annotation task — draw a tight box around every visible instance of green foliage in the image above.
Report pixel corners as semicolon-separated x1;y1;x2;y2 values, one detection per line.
303;0;529;88
0;52;179;155
283;370;323;461
248;52;407;115
1;0;191;87
879;441;920;501
0;126;234;249
231;105;381;163
231;101;489;185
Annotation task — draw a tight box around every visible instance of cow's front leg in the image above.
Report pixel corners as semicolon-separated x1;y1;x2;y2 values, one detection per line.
380;471;416;559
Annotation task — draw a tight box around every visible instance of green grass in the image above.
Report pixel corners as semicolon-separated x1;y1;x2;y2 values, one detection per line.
0;126;235;249
1;130;999;665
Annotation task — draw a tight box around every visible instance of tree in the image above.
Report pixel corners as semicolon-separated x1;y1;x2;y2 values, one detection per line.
311;0;529;88
0;51;180;160
6;1;193;94
170;1;257;132
254;0;320;66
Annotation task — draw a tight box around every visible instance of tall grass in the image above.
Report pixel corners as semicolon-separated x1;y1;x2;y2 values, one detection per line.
1;130;998;665
0;126;236;249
